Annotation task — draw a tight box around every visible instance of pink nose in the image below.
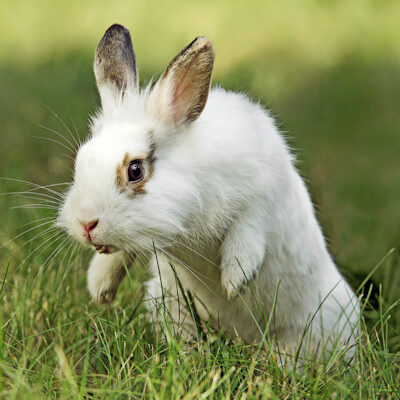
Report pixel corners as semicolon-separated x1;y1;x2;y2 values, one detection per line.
82;219;99;234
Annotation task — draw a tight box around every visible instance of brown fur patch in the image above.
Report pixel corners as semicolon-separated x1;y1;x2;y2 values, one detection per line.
115;152;131;190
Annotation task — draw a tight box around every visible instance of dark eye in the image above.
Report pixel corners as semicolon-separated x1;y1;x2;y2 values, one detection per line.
128;160;144;182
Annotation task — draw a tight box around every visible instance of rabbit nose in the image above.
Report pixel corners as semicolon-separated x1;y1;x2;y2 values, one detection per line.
82;219;99;234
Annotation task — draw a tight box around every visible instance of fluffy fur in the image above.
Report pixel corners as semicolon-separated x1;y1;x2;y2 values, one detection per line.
59;24;359;363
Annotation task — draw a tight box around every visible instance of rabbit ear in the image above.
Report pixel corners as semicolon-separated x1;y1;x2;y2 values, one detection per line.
94;24;138;112
148;37;215;126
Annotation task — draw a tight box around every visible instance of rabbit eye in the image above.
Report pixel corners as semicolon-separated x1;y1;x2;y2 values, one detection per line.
128;160;144;182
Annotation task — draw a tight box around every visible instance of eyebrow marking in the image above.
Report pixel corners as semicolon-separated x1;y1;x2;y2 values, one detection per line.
115;152;131;190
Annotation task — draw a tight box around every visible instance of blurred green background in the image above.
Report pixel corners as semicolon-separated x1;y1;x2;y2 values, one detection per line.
1;0;399;291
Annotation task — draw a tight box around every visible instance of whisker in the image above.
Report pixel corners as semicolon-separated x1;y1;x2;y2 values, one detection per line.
35;123;76;153
120;232;215;282
54;239;75;283
0;177;66;199
160;247;223;301
32;136;76;161
135;230;215;283
145;230;218;267
43;236;73;271
17;229;64;270
3;220;56;247
11;193;62;206
2;190;65;204
10;182;69;196
27;182;70;188
31;235;72;288
18;225;60;250
65;241;79;268
11;204;59;210
40;103;80;149
122;238;221;300
58;241;80;285
135;251;150;267
69;116;83;149
159;247;216;287
15;216;55;230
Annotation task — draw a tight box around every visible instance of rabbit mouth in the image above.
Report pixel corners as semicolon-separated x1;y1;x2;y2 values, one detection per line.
93;244;118;254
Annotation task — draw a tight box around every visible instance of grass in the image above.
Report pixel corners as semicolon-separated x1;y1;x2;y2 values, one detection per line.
1;0;400;398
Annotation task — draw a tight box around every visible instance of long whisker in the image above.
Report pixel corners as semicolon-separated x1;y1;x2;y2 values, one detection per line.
31;235;72;289
18;225;60;250
159;246;215;285
3;220;56;247
136;230;217;282
40;182;70;188
134;251;150;267
10;193;62;206
32;136;76;161
42;235;72;272
69;116;83;149
145;229;218;267
2;190;65;204
40;103;80;148
1;186;66;198
35;123;76;153
17;229;64;270
119;232;217;291
64;241;79;269
122;235;221;300
53;239;75;283
14;216;55;230
0;177;66;199
57;241;80;285
11;204;59;210
160;247;223;301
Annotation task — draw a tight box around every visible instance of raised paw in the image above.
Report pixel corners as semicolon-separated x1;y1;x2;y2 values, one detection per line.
88;277;118;304
221;263;258;302
87;255;125;305
98;289;117;304
221;268;247;302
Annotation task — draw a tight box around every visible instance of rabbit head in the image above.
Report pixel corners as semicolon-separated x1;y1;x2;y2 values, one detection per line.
59;24;215;254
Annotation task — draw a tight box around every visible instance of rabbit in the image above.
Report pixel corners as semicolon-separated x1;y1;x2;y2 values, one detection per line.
59;24;359;362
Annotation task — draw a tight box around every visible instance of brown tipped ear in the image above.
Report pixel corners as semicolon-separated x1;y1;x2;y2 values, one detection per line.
94;24;138;111
148;37;215;126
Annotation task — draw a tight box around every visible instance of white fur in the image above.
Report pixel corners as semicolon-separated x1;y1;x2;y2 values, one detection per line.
59;36;359;362
87;251;128;303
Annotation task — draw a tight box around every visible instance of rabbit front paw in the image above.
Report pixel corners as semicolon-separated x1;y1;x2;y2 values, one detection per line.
87;272;119;304
87;252;127;305
221;263;258;302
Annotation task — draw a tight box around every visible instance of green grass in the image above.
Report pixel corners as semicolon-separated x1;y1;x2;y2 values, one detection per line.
1;1;400;398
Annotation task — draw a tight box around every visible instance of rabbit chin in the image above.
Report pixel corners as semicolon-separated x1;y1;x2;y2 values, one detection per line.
92;244;118;254
78;234;119;254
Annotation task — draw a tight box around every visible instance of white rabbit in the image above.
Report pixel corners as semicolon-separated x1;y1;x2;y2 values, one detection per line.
59;24;359;362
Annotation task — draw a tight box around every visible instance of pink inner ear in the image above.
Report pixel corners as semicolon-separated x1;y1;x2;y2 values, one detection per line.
149;37;214;126
171;59;196;125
